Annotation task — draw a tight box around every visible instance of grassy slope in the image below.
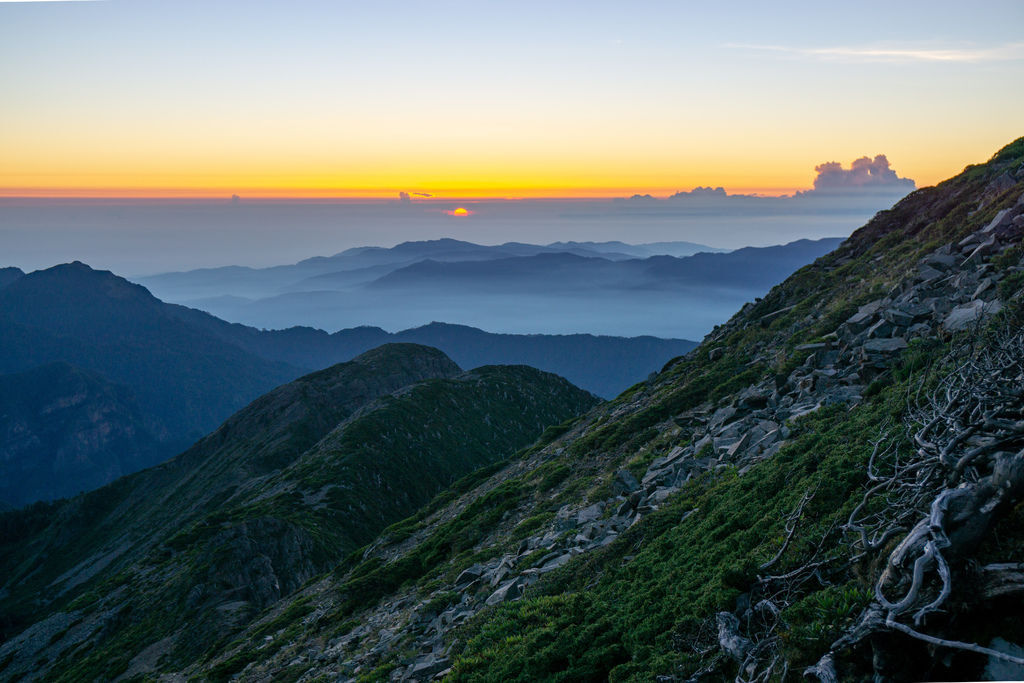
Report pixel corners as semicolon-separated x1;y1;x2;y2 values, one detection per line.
0;350;598;679
202;138;1024;682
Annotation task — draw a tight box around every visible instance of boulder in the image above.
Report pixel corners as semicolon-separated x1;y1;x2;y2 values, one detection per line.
865;318;895;339
981;207;1012;233
454;564;484;588
485;576;531;606
915;264;946;283
611;469;640;495
845;300;885;332
576;503;604;526
411;655;451;678
862;338;908;354
942;300;986;332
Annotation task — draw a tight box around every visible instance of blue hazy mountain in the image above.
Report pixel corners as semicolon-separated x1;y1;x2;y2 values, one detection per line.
135;238;839;339
368;238;842;292
136;238;723;302
0;267;24;290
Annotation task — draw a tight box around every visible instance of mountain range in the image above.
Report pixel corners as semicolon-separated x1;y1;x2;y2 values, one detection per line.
137;238;726;302
1;138;1020;681
135;237;841;338
0;263;694;507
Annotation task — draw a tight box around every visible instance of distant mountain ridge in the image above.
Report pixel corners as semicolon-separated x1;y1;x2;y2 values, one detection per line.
135;237;842;338
139;237;725;301
0;262;695;506
369;239;843;292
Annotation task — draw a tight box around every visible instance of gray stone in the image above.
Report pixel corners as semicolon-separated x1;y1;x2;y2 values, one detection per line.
845;299;884;332
576;503;604;526
943;300;986;332
725;432;751;459
984;637;1024;681
538;553;573;574
862;338;908;353
973;278;995;300
649;488;674;505
915;264;945;283
978;206;1011;233
553;505;576;531
708;405;738;430
611;469;640;495
865;318;895;339
485;576;530;606
967;236;999;260
454;564;484;587
411;655;451;678
921;252;958;270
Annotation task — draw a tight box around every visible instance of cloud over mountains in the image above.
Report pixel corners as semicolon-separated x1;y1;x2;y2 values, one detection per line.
808;154;916;193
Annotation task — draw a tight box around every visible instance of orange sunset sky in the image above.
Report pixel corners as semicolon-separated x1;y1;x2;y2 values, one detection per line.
2;1;1022;200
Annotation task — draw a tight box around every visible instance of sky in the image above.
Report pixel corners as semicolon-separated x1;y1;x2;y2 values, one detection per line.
1;0;1022;199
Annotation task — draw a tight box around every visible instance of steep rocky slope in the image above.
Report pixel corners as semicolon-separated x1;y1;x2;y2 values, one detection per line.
0;344;597;681
148;139;1024;682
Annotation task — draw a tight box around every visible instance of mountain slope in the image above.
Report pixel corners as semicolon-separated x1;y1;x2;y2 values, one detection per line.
0;262;299;443
0;267;23;290
0;363;163;507
137;139;1024;681
0;344;598;681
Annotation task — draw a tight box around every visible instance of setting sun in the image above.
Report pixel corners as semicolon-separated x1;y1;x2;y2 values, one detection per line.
447;207;472;217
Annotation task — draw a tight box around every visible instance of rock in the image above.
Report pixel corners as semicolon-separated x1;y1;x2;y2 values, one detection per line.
866;318;895;339
984;637;1024;681
915;264;946;283
967;236;999;260
611;469;640;495
736;386;769;410
708;347;724;361
649;488;674;505
617;492;641;516
921;252;959;271
845;299;884;332
485;576;531;606
708;406;739;431
538;553;573;574
411;655;451;678
862;338;908;354
553;505;576;531
576;503;604;526
973;278;996;300
454;564;484;587
942;300;986;332
725;432;751;459
795;342;827;352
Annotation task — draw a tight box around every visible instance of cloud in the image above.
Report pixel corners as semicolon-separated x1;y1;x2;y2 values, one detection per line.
805;155;915;194
725;42;1024;63
413;192;432;198
669;186;728;200
398;191;411;202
